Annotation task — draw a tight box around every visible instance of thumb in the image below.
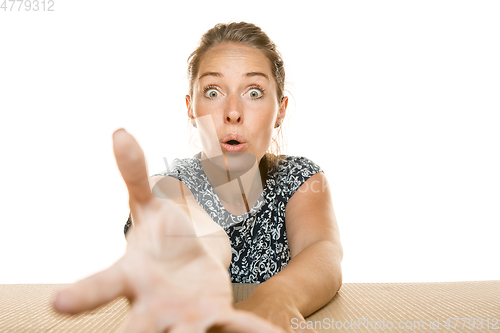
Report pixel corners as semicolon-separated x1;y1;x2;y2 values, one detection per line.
113;129;152;205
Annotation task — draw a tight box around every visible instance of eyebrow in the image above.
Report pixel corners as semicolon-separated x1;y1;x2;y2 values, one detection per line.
245;72;270;80
198;72;222;80
198;71;270;81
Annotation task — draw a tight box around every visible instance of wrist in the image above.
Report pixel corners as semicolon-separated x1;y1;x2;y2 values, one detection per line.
248;275;298;310
235;277;304;331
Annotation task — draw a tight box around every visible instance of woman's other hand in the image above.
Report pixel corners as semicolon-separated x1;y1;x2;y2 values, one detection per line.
53;129;284;333
234;282;317;333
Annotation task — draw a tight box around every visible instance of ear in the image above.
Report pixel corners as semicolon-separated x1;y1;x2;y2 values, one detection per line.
185;95;193;119
277;96;288;122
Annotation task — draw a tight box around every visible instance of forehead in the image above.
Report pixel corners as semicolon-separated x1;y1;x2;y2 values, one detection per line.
197;43;272;79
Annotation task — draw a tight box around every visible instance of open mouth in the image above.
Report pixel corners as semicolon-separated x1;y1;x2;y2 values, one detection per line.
221;140;246;152
220;134;246;152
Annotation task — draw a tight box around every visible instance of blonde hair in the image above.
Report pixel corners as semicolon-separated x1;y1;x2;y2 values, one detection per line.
186;22;287;172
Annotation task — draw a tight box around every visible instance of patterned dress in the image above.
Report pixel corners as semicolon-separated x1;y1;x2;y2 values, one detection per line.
124;153;323;283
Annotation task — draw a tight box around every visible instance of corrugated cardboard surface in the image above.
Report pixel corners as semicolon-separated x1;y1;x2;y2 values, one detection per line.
306;281;500;332
0;281;498;332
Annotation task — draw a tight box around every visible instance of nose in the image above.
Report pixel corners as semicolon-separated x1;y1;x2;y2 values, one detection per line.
224;95;242;124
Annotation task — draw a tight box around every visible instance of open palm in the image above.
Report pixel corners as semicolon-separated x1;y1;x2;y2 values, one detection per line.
53;129;284;333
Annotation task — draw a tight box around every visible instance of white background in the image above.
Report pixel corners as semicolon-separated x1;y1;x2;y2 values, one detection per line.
0;1;498;284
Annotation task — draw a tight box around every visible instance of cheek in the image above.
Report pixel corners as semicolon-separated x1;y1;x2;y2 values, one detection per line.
252;104;277;127
197;115;219;141
193;99;208;117
192;95;217;115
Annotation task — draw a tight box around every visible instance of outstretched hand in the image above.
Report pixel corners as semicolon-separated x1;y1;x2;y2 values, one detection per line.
53;129;285;333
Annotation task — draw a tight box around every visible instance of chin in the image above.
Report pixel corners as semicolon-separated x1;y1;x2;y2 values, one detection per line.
207;151;258;175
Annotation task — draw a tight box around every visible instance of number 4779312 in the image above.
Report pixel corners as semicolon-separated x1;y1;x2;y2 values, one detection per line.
1;0;55;11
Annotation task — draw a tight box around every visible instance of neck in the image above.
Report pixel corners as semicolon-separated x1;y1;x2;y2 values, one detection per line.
200;151;267;214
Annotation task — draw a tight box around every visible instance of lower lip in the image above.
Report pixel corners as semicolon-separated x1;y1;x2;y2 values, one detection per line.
220;142;246;152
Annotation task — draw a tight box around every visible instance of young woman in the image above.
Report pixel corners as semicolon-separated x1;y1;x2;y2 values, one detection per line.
54;22;343;333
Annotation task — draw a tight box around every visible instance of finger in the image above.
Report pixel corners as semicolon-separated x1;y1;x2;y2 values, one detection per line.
212;310;286;333
120;310;157;333
168;323;204;333
53;260;127;314
113;128;152;205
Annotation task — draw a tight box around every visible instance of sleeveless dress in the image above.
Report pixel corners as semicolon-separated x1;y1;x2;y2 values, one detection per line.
124;153;323;283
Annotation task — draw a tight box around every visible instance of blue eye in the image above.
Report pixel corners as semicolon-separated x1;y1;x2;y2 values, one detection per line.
248;88;263;99
205;89;220;98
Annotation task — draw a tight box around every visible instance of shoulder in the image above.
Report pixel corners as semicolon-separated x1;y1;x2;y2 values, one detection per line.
271;154;324;198
276;155;323;173
148;153;205;201
274;155;324;182
150;153;203;180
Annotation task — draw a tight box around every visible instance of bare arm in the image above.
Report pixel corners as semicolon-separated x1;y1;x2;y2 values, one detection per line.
235;172;343;329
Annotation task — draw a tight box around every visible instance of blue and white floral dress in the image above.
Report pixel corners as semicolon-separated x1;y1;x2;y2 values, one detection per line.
124;153;323;283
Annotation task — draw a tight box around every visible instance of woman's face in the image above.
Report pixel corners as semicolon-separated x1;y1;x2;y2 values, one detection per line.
186;42;287;173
